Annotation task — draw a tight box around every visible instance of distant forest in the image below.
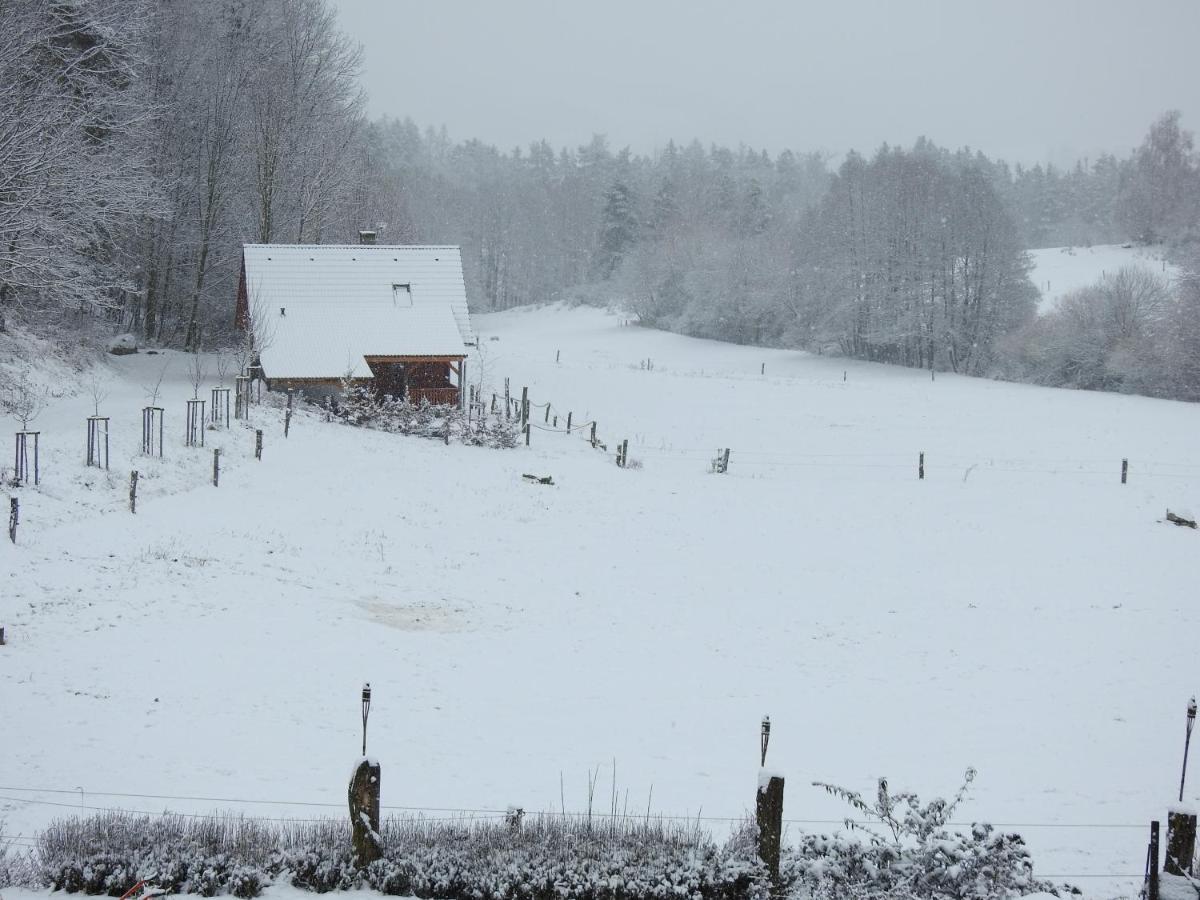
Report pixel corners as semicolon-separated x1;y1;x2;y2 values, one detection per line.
2;0;1199;399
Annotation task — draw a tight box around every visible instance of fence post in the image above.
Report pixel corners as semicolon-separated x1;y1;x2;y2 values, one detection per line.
545;403;550;424
919;451;925;480
285;409;292;438
590;422;597;448
129;471;138;514
349;758;382;865
212;448;220;487
1150;820;1160;900
255;429;263;460
7;497;16;544
520;387;528;427
524;423;530;446
757;772;784;891
567;412;573;432
1122;458;1129;484
1166;810;1197;876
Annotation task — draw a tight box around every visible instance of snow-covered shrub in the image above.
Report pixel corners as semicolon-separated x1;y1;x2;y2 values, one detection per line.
0;820;35;887
787;770;1062;900
36;811;768;900
331;386;520;449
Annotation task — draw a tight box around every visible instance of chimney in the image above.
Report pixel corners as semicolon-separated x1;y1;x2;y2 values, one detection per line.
358;230;377;245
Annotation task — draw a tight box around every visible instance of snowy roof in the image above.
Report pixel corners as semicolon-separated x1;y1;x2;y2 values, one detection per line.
243;244;474;380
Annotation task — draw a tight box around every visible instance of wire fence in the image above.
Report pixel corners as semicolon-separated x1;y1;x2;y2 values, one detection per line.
0;783;1153;881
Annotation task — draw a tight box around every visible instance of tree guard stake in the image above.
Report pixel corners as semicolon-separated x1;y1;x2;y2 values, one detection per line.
1182;697;1196;802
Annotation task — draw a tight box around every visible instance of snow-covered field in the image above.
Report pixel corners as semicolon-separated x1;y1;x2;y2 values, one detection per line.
4;305;1200;899
1029;244;1180;312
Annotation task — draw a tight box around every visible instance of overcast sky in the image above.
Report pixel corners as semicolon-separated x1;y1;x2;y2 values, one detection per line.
332;0;1198;167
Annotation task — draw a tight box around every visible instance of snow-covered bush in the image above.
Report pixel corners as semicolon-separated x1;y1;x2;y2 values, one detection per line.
0;820;35;887
331;386;520;449
787;770;1063;900
36;811;767;900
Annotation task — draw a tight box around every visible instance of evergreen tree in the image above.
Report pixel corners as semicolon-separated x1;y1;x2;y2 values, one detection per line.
596;180;638;279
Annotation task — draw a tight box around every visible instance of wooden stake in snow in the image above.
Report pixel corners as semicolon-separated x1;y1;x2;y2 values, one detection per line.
1122;458;1129;484
129;471;138;514
524;423;531;446
1149;820;1161;900
590;422;597;448
255;429;263;460
7;497;16;543
284;410;292;438
349;758;382;865
756;716;783;892
142;407;163;457
185;399;206;447
567;412;573;432
520;386;529;427
919;452;925;480
212;448;220;487
1166;811;1197;876
14;430;39;485
86;416;110;469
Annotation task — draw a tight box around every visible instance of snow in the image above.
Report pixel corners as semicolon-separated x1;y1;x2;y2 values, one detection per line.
758;769;785;790
3;304;1199;900
1028;244;1180;313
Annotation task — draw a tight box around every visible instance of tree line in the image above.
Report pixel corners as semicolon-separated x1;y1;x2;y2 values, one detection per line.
1;0;1197;399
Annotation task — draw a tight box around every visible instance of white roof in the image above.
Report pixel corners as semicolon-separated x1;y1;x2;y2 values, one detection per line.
243;244;474;380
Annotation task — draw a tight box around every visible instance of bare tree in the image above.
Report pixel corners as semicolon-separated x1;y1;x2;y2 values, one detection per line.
1;368;49;431
144;360;169;407
87;375;110;417
188;351;207;400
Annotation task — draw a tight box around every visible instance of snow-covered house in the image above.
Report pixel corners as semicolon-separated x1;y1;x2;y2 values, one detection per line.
235;241;475;405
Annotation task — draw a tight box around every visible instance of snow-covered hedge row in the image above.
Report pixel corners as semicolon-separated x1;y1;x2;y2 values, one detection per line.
33;813;766;900
330;387;520;449
23;779;1064;900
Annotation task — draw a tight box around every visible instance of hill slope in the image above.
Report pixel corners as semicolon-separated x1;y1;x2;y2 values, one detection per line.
3;305;1199;897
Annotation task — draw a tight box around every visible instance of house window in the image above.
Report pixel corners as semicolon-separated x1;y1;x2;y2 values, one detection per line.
392;283;412;307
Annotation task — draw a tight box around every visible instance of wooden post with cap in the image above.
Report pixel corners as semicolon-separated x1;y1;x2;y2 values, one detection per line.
756;715;783;893
350;682;382;865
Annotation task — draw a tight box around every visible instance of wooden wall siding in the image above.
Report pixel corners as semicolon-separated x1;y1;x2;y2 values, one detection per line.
408;386;459;406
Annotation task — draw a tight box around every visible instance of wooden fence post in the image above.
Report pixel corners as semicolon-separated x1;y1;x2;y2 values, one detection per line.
349;758;382;864
590;422;597;448
284;410;292;438
567;412;573;432
8;497;16;544
1166;810;1197;876
1150;820;1160;900
919;451;925;480
524;423;530;446
212;448;220;487
757;772;784;891
520;387;528;427
129;471;138;514
255;429;263;460
1122;458;1129;484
